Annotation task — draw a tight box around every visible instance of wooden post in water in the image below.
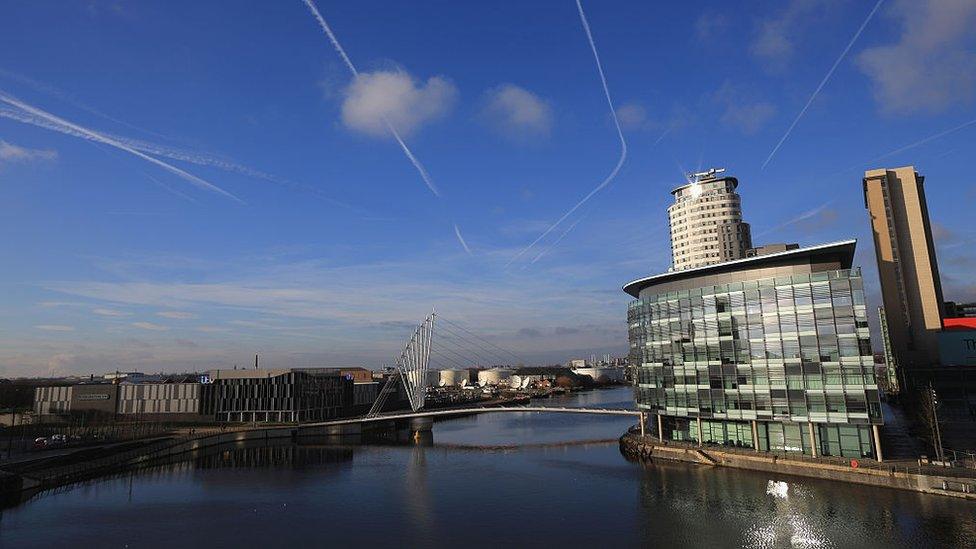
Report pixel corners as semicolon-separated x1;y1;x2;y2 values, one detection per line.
752;420;759;452
657;414;663;442
639;412;645;437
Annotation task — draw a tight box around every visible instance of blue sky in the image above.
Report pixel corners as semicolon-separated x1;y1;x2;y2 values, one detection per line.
1;0;974;377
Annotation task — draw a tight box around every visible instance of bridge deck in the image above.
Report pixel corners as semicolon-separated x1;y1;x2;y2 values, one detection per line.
303;406;641;428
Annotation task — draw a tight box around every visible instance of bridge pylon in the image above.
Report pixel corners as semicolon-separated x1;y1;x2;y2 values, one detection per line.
367;311;435;417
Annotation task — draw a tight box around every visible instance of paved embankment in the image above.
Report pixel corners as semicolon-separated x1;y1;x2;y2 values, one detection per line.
620;432;976;500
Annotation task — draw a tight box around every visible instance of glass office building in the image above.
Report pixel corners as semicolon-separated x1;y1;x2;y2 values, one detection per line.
624;240;884;459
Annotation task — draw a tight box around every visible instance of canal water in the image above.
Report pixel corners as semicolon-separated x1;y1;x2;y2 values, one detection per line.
2;386;974;548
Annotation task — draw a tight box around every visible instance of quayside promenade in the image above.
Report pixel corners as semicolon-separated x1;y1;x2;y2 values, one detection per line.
620;430;976;500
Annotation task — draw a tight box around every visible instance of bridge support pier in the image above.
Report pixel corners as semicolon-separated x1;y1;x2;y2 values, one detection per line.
408;417;433;434
639;412;645;437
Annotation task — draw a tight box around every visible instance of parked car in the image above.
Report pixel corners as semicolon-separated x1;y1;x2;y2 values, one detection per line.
33;437;48;449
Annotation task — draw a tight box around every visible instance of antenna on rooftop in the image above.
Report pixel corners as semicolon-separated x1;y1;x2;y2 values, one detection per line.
688;167;726;183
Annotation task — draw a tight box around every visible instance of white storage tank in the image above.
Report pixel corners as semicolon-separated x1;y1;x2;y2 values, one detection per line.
439;369;468;387
477;367;513;386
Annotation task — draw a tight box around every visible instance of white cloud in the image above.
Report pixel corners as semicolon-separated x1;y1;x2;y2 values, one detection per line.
340;70;457;138
132;321;169;331
750;0;826;70
34;324;75;332
712;82;777;135
481;84;553;138
695;12;729;40
0;140;57;164
615;103;647;131
857;0;976;113
156;311;196;320
93;307;130;317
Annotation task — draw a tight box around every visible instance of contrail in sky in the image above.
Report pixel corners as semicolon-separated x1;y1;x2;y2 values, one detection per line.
300;0;468;253
300;0;441;198
875;117;976;162
453;224;472;254
530;211;589;264
0;68;174;142
2;95;362;212
754;200;833;238
506;0;627;268
0;92;243;202
761;0;884;170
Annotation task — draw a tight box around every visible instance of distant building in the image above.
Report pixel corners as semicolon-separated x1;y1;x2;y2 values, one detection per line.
207;368;350;422
668;168;752;271
945;301;976;319
34;383;118;416
863;166;945;370
34;367;369;423
625;240;883;459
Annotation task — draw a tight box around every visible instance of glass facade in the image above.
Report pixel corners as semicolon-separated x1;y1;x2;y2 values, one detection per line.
629;267;883;458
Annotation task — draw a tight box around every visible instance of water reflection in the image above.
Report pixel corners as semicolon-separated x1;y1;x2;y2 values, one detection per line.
2;387;975;549
635;458;976;548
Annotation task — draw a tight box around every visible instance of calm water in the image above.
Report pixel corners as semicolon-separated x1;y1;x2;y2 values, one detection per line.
2;387;974;548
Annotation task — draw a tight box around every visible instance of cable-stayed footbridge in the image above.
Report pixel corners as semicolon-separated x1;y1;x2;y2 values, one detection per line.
327;312;645;434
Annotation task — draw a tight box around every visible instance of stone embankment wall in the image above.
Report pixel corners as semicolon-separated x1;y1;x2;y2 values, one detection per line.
620;432;976;500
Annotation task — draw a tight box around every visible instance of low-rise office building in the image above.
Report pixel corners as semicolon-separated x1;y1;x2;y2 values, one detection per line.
117;383;208;421
206;368;351;422
34;383;119;417
625;240;884;459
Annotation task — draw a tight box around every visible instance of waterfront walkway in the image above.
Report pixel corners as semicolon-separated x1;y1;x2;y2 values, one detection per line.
621;431;976;500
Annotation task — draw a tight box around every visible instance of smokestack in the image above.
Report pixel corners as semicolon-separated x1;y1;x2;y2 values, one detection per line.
255;354;259;370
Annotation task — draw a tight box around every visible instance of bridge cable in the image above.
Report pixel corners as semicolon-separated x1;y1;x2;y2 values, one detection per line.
436;322;521;366
437;316;525;364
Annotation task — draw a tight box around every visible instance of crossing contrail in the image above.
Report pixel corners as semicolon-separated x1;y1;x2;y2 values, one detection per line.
506;0;627;268
0;92;243;202
875;117;976;162
530;210;589;264
300;0;441;198
761;0;884;170
0;105;363;209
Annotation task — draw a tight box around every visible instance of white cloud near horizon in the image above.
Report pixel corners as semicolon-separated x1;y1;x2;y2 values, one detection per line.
341;70;457;139
481;84;553;138
132;321;169;331
92;308;130;317
156;311;196;320
0;139;57;164
34;325;75;332
857;0;976;114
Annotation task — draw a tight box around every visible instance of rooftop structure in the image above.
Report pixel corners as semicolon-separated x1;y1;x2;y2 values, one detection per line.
668;168;752;271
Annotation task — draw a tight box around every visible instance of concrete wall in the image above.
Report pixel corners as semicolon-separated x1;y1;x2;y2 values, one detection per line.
621;433;976;500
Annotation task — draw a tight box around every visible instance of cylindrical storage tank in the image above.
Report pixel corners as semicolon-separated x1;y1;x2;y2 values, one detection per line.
439;369;458;387
425;371;440;387
477;368;513;386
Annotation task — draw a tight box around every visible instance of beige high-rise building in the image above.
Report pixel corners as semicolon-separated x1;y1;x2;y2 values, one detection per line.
863;166;945;369
668;168;752;271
